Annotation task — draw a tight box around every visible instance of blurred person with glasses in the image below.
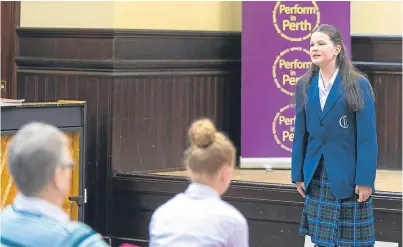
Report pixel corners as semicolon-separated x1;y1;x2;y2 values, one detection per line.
0;122;110;247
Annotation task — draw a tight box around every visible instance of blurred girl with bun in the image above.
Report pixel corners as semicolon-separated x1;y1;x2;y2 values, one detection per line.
149;118;249;247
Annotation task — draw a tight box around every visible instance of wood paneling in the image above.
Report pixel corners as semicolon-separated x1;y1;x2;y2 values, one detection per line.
1;1;20;98
16;73;114;234
17;28;114;61
351;35;402;64
369;74;402;170
112;73;241;173
352;35;402;170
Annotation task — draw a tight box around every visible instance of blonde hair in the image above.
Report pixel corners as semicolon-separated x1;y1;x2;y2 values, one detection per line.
184;118;236;175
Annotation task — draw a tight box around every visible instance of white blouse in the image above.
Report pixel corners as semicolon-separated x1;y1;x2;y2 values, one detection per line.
149;182;249;247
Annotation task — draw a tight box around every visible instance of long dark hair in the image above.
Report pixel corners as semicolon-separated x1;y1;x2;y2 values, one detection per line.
297;24;374;112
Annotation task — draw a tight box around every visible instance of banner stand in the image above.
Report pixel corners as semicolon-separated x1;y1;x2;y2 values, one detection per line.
240;157;291;170
241;2;350;170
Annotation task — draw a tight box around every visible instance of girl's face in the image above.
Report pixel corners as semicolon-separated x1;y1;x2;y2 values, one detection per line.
309;31;340;67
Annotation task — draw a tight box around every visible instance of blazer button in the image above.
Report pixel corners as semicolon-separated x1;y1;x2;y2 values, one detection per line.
322;140;326;144
320;121;324;126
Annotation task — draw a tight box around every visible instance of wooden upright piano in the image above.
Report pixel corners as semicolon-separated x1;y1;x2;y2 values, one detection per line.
1;100;87;221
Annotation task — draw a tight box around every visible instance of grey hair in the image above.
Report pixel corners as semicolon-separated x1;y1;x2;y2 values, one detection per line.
8;122;72;196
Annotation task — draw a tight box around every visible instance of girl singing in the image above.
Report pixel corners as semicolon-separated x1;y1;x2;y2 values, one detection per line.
292;24;378;247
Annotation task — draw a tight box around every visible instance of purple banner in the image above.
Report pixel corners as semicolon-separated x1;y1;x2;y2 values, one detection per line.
241;1;350;162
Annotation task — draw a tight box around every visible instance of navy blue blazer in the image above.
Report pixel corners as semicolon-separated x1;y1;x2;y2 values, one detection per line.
291;72;378;200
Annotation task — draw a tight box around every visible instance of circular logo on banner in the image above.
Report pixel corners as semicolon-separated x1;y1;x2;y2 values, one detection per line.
273;1;320;42
272;47;311;96
272;104;296;152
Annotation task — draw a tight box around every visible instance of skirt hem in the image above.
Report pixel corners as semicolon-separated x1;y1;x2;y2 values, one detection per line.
299;229;375;247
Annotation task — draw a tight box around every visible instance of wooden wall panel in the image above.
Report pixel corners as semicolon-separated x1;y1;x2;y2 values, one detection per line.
112;75;229;173
111;73;240;173
352;35;402;170
370;73;402;170
110;30;241;173
351;35;402;64
1;1;20;99
16;72;114;234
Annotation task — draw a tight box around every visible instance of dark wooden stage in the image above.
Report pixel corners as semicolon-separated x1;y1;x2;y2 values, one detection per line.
111;169;402;247
155;168;402;193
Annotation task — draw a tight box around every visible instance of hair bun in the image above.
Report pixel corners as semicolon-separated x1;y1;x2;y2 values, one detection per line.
189;118;216;148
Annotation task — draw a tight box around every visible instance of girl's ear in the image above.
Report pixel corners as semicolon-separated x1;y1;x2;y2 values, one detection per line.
220;164;233;182
335;45;341;55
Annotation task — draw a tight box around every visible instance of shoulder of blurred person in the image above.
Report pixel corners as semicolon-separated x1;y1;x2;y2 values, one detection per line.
0;205;110;247
62;221;111;247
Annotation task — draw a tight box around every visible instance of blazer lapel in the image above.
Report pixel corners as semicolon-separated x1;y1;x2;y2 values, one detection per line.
320;72;344;120
309;74;322;115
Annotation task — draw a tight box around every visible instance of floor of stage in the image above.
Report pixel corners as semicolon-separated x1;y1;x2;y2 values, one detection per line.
154;169;402;193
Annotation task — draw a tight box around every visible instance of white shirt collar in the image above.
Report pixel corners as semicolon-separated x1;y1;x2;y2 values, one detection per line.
318;67;339;91
13;193;69;223
185;182;220;199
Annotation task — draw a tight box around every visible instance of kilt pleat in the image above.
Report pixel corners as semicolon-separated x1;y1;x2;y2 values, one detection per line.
299;161;375;247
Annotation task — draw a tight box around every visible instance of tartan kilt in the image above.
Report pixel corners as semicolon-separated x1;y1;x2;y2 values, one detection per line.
299;162;375;247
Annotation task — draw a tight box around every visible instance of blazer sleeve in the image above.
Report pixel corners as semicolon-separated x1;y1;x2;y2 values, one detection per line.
291;81;308;183
354;78;378;188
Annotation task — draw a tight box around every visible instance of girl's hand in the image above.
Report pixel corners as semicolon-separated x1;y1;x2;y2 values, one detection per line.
355;185;372;202
296;182;306;198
